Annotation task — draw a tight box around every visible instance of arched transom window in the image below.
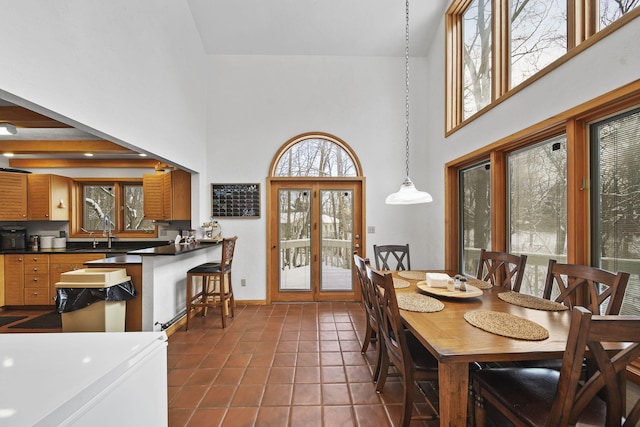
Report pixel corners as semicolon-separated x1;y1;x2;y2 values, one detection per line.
271;133;361;177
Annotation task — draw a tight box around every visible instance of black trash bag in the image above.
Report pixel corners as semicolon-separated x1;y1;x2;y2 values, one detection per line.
56;280;137;313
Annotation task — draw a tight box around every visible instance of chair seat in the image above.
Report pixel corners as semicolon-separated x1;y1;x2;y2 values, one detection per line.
406;332;438;372
473;368;606;426
188;263;229;274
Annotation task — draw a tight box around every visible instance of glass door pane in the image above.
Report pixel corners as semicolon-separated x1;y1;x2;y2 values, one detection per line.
508;135;567;296
460;162;491;276
320;190;354;292
279;189;312;291
591;108;640;316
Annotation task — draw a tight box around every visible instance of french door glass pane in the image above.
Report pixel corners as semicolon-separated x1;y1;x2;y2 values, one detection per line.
279;189;312;291
508;135;567;296
460;162;491;276
320;190;354;291
592;108;640;316
462;0;492;120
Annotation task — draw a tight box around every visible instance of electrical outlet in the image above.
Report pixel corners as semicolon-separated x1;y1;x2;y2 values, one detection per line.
367;226;375;234
241;279;246;287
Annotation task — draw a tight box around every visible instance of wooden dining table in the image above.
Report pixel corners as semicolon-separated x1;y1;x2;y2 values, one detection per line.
393;271;573;427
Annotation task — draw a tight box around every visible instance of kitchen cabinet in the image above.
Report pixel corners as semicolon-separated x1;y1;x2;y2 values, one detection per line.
0;255;4;306
0;172;28;220
27;174;71;221
143;169;191;221
24;255;50;305
4;255;25;305
2;253;105;307
49;253;105;306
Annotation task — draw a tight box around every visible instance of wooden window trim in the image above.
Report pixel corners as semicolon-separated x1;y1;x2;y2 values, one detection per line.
445;1;640;136
70;178;157;239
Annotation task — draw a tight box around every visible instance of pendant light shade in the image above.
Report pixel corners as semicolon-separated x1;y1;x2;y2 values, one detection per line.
385;0;432;205
385;177;433;205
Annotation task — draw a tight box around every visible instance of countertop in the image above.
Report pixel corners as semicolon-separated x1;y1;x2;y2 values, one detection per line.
0;241;220;256
128;241;221;256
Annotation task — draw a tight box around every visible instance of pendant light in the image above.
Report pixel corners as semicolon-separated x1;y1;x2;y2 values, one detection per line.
385;0;433;205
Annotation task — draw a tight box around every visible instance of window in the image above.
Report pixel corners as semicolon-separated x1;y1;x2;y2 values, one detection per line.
446;0;640;132
460;162;491;275
599;0;640;30
508;135;567;296
591;107;640;315
510;0;567;88
462;0;492;120
75;180;155;237
273;135;358;177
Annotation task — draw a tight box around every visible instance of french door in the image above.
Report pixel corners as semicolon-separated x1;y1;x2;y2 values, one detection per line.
268;179;363;302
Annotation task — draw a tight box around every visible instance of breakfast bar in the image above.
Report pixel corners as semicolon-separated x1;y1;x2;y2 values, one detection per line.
86;242;221;332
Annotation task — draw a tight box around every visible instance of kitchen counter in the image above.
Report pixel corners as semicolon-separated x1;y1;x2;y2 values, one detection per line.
128;241;221;255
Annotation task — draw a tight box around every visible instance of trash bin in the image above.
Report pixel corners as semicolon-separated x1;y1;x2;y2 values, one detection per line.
55;268;137;332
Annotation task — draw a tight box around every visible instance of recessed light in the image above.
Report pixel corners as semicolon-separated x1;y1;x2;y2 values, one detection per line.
139;153;147;157
3;153;14;157
0;123;17;135
84;153;94;157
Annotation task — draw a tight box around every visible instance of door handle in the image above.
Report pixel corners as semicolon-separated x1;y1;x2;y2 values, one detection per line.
354;244;361;249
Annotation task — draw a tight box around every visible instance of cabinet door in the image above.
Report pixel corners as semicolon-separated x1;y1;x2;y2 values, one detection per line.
4;255;24;305
27;174;71;221
168;169;191;221
143;173;164;220
0;172;28;221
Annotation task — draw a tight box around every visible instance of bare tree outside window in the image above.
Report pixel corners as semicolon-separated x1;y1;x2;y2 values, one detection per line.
510;0;567;88
460;163;491;276
508;135;567;296
274;138;357;177
83;183;153;232
599;0;640;29
463;0;492;120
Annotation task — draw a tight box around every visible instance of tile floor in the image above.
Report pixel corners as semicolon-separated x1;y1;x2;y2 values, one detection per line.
167;302;438;427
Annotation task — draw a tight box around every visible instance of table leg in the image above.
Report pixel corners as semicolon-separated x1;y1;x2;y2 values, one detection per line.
439;362;469;427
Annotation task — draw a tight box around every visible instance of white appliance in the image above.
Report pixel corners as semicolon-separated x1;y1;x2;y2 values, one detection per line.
0;331;168;426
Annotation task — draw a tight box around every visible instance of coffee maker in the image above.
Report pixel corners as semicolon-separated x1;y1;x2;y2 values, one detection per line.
1;226;27;250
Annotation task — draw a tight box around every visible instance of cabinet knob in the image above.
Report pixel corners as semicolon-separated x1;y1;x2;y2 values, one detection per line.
32;292;39;295
33;277;38;282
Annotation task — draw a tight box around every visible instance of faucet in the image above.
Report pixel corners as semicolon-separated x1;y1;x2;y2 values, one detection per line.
102;215;114;249
81;228;98;248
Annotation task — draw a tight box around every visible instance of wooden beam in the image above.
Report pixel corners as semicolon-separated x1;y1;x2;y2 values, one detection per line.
9;158;170;169
0;140;135;154
0;106;70;128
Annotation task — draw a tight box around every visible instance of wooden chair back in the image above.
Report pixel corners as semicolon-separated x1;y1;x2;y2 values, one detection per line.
476;248;527;291
354;254;379;339
221;236;238;270
373;244;411;271
366;265;411;376
550;306;640;426
542;259;630;315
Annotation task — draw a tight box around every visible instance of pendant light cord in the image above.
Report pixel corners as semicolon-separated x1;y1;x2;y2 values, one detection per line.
404;0;411;179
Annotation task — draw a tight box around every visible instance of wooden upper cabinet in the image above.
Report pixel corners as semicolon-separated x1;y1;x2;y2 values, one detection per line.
27;174;71;221
143;169;191;221
0;172;28;220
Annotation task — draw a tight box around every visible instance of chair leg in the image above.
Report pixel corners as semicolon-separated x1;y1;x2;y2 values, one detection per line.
186;273;192;331
375;348;390;393
474;388;486;427
400;374;414;427
227;272;235;319
373;338;384;384
361;319;374;354
202;276;210;318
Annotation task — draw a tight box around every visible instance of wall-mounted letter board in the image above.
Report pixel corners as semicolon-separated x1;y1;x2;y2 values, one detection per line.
211;183;260;218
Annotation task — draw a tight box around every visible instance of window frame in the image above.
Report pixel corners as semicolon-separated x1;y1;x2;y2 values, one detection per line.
446;0;640;134
70;178;157;239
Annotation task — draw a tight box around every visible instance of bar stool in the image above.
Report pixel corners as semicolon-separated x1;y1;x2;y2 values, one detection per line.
186;236;238;330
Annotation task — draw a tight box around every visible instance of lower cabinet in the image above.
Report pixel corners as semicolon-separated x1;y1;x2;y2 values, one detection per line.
2;253;105;307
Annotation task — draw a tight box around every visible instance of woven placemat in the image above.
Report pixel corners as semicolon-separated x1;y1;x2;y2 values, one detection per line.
393;278;410;289
397;271;426;281
498;292;569;311
396;293;445;313
466;278;493;289
464;310;549;341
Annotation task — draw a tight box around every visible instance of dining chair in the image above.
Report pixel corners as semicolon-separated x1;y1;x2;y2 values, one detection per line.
476;248;527;291
353;253;384;383
516;259;631;372
366;265;439;426
185;236;238;330
373;244;411;271
542;259;630;315
472;306;640;427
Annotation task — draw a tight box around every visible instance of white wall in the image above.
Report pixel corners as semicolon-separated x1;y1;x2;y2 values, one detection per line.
422;16;640;267
0;0;208;212
207;55;435;300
